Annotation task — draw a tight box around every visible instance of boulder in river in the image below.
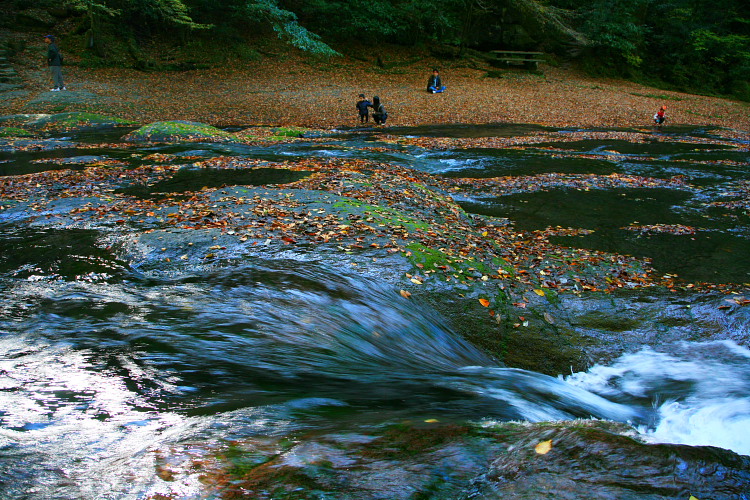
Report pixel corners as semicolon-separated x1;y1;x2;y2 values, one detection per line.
123;120;237;143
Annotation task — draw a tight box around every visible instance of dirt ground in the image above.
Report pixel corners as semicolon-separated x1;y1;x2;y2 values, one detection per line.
7;43;750;130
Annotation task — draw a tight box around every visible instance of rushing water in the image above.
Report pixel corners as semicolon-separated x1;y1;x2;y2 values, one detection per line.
1;124;749;498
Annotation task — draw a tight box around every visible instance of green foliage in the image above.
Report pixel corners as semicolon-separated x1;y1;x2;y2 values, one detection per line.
245;0;339;56
557;0;750;100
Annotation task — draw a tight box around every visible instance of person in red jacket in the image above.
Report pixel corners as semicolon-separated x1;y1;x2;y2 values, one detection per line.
653;105;667;126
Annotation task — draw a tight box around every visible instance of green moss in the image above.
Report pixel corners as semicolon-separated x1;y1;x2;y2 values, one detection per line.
124;120;236;143
0;126;33;137
332;199;431;231
270;126;308;140
405;242;508;278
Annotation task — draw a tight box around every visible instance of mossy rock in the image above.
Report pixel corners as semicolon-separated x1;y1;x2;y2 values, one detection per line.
124;120;236;143
35;112;136;132
0;112;133;132
0;126;34;138
233;126;311;142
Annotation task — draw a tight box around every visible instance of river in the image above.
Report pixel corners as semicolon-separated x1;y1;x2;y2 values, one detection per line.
1;122;749;499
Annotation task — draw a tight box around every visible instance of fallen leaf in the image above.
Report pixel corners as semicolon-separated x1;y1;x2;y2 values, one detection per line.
400;289;412;298
544;312;554;324
534;289;545;296
479;298;491;307
535;440;552;455
424;418;439;423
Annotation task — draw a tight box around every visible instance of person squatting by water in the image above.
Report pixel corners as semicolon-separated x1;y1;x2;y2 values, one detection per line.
371;96;388;125
427;68;446;93
356;93;371;124
44;35;66;91
654;105;667;126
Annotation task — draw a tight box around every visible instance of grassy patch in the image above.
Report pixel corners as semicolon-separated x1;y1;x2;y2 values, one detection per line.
630;92;685;101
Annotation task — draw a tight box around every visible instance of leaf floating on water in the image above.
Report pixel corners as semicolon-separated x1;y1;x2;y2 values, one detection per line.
479;298;491;307
424;418;439;423
544;312;554;324
400;289;412;299
535;439;552;455
410;278;423;285
689;496;700;500
534;289;545;296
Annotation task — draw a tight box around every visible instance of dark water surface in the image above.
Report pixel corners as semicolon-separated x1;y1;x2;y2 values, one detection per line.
1;124;749;498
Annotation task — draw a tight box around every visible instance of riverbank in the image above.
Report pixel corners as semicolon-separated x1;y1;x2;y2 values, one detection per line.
4;43;750;131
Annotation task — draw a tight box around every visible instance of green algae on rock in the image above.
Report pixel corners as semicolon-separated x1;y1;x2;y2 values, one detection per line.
0;126;34;137
123;120;237;143
0;112;134;132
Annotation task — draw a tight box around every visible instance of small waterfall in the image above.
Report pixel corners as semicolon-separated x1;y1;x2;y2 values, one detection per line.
566;341;750;455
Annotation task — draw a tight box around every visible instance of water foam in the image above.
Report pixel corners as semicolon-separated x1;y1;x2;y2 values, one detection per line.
565;341;750;455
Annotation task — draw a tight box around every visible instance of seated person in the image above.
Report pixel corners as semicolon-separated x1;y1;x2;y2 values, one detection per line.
427;69;446;93
371;96;388;125
653;105;667;126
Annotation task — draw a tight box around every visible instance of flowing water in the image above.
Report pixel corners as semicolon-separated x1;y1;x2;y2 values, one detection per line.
1;124;749;498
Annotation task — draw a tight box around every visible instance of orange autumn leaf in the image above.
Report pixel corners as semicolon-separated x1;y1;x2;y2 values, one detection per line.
535;440;553;455
479;298;491;307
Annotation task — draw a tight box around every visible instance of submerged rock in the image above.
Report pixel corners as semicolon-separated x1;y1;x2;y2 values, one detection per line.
189;419;750;499
123;120;236;143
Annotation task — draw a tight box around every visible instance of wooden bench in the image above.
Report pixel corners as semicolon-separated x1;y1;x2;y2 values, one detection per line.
491;50;544;70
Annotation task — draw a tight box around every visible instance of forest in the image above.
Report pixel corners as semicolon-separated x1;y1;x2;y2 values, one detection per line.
5;0;750;99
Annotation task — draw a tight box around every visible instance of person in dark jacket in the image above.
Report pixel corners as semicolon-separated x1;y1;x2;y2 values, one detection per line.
427;69;446;93
44;35;66;91
356;93;371;124
371;96;388;125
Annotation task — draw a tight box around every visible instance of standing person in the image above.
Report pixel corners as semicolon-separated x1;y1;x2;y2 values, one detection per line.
371;96;388;125
356;93;371;124
653;105;667;126
44;35;66;91
427;68;446;93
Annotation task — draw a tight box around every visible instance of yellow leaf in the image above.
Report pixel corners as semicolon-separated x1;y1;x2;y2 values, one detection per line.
400;289;412;299
479;298;491;307
534;289;545;296
424;418;439;423
689;497;700;500
410;278;423;285
535;440;552;455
